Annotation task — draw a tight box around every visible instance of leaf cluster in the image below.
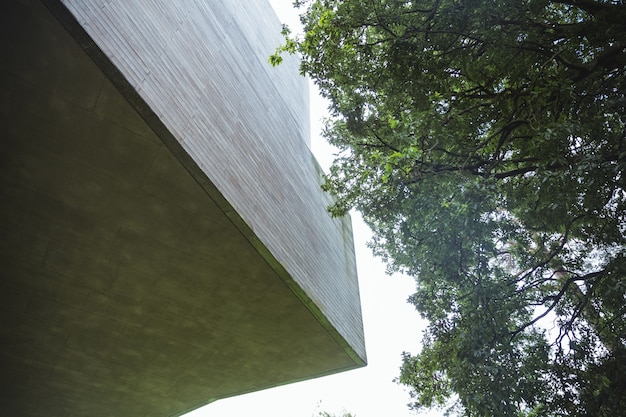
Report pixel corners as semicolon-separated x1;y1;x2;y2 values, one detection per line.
275;1;626;416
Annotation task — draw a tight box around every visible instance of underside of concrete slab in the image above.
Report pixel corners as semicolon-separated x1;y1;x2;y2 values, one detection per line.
0;1;365;416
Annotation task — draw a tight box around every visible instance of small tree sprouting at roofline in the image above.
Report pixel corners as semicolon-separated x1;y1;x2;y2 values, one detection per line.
272;1;626;416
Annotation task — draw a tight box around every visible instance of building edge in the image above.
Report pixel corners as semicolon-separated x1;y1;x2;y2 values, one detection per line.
40;0;367;371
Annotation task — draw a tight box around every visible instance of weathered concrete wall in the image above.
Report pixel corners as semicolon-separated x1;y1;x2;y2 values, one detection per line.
0;1;366;416
56;0;366;362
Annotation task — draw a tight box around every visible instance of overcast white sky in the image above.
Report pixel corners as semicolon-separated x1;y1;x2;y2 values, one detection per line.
185;2;438;416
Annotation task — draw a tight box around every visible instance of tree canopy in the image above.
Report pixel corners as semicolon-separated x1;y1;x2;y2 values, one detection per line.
273;0;626;416
317;412;355;417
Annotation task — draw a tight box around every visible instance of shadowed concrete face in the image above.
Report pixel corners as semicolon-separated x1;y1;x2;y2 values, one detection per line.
0;1;365;416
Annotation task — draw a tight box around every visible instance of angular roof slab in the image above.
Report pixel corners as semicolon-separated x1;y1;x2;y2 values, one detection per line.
0;1;366;416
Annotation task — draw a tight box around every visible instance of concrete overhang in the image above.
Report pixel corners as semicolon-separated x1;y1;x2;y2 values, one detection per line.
0;1;366;416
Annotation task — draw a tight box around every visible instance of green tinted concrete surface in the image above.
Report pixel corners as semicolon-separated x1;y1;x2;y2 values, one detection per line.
0;1;365;416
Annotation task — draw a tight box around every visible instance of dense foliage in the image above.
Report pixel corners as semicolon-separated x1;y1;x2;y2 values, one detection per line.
273;0;626;416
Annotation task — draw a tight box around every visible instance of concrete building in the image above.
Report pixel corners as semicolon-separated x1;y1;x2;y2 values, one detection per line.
0;1;366;416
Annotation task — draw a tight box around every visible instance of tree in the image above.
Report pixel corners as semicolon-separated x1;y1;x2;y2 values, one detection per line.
272;1;626;416
317;412;355;417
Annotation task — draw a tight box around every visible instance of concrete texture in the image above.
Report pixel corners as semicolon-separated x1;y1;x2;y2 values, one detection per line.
0;1;366;416
56;0;366;360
